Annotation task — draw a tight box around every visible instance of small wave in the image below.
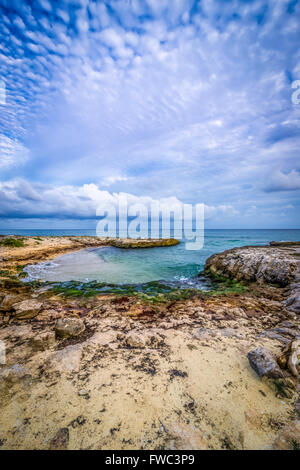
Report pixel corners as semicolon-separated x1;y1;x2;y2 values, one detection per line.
23;260;60;281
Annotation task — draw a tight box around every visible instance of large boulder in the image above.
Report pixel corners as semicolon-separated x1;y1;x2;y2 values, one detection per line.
55;317;85;339
11;299;42;319
248;347;283;379
205;245;299;286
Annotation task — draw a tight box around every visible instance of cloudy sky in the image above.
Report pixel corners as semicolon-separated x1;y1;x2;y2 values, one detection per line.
0;0;300;229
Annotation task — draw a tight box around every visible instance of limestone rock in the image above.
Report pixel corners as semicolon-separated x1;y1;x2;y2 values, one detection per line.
1;294;23;311
107;238;179;249
0;364;32;398
284;289;300;313
119;331;163;349
36;309;62;322
47;344;83;372
11;299;42;319
248;347;283;379
55;317;85;338
205;244;299;286
219;328;245;339
287;339;300;377
193;328;216;340
31;331;56;351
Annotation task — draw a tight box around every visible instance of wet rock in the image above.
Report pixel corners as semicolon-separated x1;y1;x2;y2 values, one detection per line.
55;317;85;339
11;299;42;320
30;331;56;351
49;427;69;450
248;347;283;379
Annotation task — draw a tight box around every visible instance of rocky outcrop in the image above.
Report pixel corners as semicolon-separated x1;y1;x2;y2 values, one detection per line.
248;347;284;379
205;243;300;314
55;317;85;338
11;299;43;320
1;294;23;311
205;244;299;287
118;331;164;349
106;238;179;249
204;243;300;383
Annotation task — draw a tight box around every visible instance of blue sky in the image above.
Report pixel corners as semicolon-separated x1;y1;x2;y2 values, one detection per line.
0;0;300;229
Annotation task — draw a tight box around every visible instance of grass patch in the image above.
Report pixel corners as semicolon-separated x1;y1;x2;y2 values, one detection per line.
0;238;25;247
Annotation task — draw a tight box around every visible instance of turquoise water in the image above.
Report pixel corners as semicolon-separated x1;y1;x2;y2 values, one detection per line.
3;229;299;285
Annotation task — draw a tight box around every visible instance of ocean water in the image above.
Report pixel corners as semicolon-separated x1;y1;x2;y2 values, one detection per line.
0;229;300;287
2;229;300;285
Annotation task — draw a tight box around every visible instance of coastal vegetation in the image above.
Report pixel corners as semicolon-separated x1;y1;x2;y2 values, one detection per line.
0;237;25;248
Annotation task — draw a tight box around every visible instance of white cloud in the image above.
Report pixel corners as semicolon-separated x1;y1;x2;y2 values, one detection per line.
0;179;242;223
264;169;300;192
0;136;30;169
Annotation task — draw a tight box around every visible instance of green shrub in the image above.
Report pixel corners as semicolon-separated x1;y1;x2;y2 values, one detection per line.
0;238;25;247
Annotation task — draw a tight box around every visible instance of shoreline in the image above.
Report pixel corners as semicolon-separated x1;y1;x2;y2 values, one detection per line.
0;237;299;449
0;236;179;273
